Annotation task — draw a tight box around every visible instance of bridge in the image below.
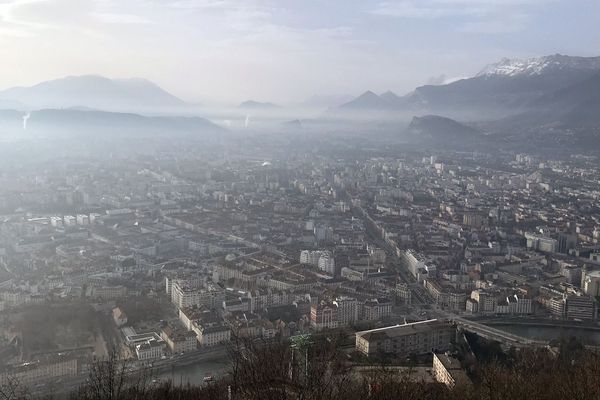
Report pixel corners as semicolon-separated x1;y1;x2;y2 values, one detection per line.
470;317;600;331
453;316;548;348
434;311;549;348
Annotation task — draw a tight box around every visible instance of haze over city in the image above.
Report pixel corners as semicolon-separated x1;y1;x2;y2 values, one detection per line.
2;1;600;400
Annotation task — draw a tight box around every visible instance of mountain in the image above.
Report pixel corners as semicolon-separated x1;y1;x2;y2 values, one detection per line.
379;90;404;106
477;54;600;77
238;100;280;109
529;71;600;126
335;54;600;121
404;55;600;119
406;115;481;142
0;75;185;111
0;108;223;139
484;72;600;145
338;91;393;110
558;75;600;129
323;53;600;149
0;98;26;110
459;68;600;148
299;94;354;109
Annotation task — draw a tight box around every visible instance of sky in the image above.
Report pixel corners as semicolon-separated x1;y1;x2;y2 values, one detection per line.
0;0;599;105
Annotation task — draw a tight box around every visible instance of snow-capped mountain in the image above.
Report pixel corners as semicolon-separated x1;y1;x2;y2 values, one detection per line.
477;54;600;77
334;54;600;121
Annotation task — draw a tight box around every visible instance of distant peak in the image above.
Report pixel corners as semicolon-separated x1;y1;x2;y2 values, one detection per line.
380;90;401;102
358;90;379;97
238;100;279;109
42;75;156;84
477;54;600;77
337;90;395;110
0;74;185;109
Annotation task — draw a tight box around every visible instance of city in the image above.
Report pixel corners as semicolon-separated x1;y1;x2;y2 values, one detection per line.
1;1;600;399
1;134;600;396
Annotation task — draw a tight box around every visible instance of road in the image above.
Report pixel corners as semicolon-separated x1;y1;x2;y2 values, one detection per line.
432;309;548;347
29;345;230;397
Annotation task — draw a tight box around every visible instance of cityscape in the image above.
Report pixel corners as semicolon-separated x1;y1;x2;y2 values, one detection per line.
1;1;600;399
1;126;600;398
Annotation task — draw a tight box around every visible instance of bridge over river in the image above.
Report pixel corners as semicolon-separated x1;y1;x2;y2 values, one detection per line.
432;311;549;348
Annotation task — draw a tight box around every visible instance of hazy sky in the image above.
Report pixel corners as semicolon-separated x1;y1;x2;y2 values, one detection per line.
0;0;598;104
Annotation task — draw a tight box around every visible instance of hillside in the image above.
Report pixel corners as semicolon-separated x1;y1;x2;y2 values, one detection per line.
0;75;185;111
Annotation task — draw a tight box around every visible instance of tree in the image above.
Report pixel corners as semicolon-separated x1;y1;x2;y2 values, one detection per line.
71;349;152;400
0;376;29;400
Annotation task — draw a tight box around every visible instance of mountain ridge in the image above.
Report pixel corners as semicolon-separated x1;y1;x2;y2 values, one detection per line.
0;108;224;139
0;75;186;112
333;54;600;124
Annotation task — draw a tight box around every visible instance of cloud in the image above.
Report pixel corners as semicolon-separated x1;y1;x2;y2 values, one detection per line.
370;0;547;33
3;0;94;28
93;12;151;24
426;74;469;85
167;0;241;10
371;1;484;19
0;0;153;38
459;12;529;33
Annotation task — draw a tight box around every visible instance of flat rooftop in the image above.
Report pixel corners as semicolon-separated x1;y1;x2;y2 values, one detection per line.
356;319;452;340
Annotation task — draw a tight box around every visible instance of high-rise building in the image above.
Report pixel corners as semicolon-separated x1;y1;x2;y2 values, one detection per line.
334;296;359;326
582;269;600;297
558;232;577;254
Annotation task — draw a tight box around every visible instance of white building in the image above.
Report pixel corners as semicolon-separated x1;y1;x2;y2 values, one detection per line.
50;217;63;228
432;353;471;388
317;253;335;274
135;339;165;360
525;233;558;253
63;215;76;227
76;214;90;225
582;269;600;297
171;281;224;310
355;320;454;357
197;325;231;347
507;294;532;315
300;250;336;275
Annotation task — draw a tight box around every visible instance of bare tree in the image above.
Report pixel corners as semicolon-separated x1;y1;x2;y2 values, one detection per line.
72;348;153;400
0;376;29;400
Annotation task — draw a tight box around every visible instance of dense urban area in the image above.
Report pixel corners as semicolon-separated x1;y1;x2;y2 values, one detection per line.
1;0;599;396
1;131;600;398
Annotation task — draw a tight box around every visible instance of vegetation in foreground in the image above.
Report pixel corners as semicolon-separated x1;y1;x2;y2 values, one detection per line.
2;335;600;400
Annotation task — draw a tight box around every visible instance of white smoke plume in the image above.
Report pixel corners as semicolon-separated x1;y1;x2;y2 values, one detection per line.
22;112;31;130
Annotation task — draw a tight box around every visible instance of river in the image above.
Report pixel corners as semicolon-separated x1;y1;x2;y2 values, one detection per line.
492;324;600;345
156;358;231;385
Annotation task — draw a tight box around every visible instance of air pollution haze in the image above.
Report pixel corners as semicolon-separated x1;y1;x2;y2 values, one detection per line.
1;2;600;400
